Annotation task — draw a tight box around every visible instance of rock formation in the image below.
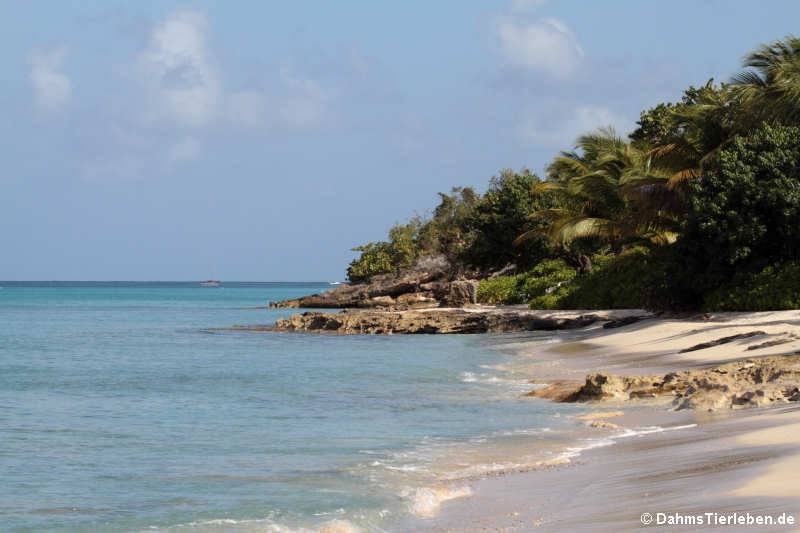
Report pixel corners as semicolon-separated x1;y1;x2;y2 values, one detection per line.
269;308;622;334
549;354;800;411
269;255;479;309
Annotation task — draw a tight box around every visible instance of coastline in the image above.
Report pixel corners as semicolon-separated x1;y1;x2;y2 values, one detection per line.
396;311;800;532
267;306;649;334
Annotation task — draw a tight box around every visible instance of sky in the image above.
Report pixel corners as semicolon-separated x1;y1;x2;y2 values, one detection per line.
2;0;800;281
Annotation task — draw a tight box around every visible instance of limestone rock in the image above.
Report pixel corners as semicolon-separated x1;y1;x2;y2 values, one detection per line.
674;390;731;411
273;308;608;335
586;420;619;429
566;355;800;411
270;255;462;309
444;280;478;307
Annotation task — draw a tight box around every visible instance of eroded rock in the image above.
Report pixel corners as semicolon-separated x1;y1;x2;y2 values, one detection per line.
565;355;800;411
269;255;467;309
272;309;608;335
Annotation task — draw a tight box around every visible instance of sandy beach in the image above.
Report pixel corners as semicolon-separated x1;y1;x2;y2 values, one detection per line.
402;311;800;532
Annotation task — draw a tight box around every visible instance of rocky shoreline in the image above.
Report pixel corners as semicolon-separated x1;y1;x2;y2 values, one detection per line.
529;354;800;410
270;308;648;335
261;273;800;415
269;256;481;310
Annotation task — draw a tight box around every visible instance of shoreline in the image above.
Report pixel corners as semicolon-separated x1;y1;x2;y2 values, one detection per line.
396;311;800;532
267;306;650;334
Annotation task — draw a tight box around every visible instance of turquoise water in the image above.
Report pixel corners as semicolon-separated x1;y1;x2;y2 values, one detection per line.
0;283;581;532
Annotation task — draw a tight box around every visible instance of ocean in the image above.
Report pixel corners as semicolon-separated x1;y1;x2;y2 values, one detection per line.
0;283;590;533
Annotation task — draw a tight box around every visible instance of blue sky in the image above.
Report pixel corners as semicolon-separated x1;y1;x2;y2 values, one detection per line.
2;0;799;280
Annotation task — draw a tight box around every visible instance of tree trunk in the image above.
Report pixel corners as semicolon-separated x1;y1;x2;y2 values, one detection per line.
576;254;592;275
562;244;592;275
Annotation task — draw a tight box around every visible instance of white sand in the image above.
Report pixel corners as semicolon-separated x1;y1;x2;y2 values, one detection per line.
399;312;800;532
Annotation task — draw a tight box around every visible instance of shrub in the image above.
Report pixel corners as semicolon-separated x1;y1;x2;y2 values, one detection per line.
476;275;521;304
518;259;576;302
557;253;648;309
702;262;800;311
347;222;422;282
530;250;680;310
462;169;557;271
346;242;397;282
477;259;574;305
677;123;800;295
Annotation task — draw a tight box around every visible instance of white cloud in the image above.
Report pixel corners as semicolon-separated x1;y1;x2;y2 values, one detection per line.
226;66;336;131
137;10;218;126
74;8;347;183
29;46;73;113
81;10;216;182
494;16;584;79
517;105;632;148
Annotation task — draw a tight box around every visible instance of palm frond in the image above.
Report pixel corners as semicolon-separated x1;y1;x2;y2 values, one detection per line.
527;208;571;221
547;216;618;244
667;168;701;189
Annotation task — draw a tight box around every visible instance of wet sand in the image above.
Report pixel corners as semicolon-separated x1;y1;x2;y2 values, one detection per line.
402;311;800;532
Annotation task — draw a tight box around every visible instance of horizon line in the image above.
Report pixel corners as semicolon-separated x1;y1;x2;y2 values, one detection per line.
0;280;339;284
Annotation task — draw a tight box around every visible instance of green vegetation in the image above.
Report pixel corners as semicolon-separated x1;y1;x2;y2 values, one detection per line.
477;259;575;305
476;275;521;305
346;188;477;282
347;34;800;312
677;123;800;302
346;222;421;282
462;170;557;270
703;262;800;311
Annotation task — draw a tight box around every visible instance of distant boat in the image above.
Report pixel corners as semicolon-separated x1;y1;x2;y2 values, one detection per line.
329;281;343;285
199;280;221;287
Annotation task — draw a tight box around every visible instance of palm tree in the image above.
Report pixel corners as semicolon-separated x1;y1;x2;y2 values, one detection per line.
648;80;736;189
516;128;677;259
729;35;800;124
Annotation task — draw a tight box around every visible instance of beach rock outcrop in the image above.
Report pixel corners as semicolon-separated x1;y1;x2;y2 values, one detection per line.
270;308;612;335
564;355;800;411
269;255;474;309
444;280;479;307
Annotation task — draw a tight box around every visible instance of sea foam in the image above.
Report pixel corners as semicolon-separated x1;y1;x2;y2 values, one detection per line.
409;486;473;518
143;517;364;533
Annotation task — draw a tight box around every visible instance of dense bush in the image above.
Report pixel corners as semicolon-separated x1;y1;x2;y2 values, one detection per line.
477;254;665;309
477;259;575;305
518;260;576;303
476;275;521;304
417;187;478;265
528;250;684;310
677;123;800;295
461;169;557;271
346;242;404;282
702;262;800;311
347;188;477;282
346;222;421;282
555;253;649;309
